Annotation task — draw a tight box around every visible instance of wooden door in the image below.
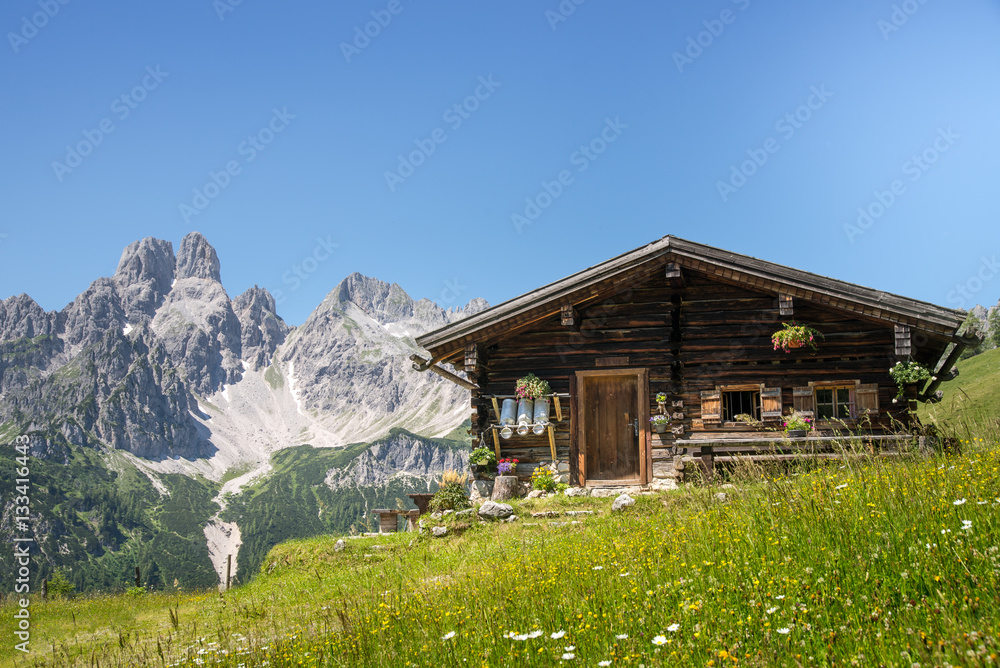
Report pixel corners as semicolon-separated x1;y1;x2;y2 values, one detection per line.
575;369;648;484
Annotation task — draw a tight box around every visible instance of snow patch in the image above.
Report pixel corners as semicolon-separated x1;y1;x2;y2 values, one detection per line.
221;384;230;403
122;322;133;335
382;322;411;338
287;360;306;417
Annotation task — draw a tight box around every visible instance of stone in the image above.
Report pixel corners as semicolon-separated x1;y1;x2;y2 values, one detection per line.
590;488;621;498
556;474;569;484
432;526;448;537
564;487;589;497
478;501;514;520
611;493;636;512
527;490;545;499
455;508;474;517
431;511;443;520
443;509;454;516
714;492;728;503
470;480;494;503
531;511;560;518
504;515;518;523
557;461;570;473
334;539;346;552
564;510;594;516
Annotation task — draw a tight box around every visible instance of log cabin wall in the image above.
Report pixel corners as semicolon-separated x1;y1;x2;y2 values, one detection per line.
469;268;917;483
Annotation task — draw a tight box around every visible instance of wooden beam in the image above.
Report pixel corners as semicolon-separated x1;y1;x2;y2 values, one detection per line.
553;395;563;421
491;397;501;423
492;428;501;459
561;304;579;328
547;424;557;461
665;262;685;287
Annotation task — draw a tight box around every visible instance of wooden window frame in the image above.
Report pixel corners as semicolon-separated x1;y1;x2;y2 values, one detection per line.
700;383;781;429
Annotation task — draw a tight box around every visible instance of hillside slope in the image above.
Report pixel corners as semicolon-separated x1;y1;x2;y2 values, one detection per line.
918;346;1000;426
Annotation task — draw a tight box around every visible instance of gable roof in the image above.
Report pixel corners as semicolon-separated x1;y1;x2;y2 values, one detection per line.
416;235;974;363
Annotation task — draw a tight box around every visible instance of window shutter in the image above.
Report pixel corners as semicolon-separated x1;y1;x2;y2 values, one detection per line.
792;387;814;417
700;390;721;422
761;387;782;419
855;383;879;415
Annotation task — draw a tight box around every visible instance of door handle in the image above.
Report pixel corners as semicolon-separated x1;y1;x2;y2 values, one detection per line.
625;416;638;437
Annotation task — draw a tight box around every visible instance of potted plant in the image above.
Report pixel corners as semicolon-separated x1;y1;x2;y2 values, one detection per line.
889;360;931;400
515;374;551;399
771;322;823;353
650;414;669;434
782;411;812;437
655;392;668;403
497;457;519;476
469;446;496;476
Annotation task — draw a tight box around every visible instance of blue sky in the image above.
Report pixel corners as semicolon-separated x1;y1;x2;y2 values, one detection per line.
3;1;999;325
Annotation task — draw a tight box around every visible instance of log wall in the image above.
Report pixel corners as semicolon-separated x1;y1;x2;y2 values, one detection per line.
467;269;926;483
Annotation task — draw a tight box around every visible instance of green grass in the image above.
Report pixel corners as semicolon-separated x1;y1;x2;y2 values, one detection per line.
6;433;1000;667
918;347;1000;427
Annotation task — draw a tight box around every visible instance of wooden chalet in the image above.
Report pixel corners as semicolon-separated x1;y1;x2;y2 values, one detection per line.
412;236;979;487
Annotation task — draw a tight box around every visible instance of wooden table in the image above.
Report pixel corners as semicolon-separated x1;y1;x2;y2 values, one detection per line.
407;493;435;515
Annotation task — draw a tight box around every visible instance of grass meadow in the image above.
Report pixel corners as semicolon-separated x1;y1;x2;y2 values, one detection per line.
4;426;999;668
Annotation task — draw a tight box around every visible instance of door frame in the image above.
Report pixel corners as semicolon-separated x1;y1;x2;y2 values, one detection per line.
574;368;650;486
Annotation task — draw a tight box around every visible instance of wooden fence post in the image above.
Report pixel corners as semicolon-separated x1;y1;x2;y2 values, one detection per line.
226;555;232;591
134;566;141;588
41;579;47;600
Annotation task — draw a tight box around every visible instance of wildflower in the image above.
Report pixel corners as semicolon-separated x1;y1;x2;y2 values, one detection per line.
615;633;628;640
777;628;791;635
619;572;630;577
561;652;576;660
551;630;566;639
652;635;668;645
599;662;612;667
835;483;848;490
774;595;785;600
442;631;456;640
593;566;603;570
527;630;543;639
766;607;778;614
953;498;966;506
962;520;972;531
667;623;680;632
565;646;576;652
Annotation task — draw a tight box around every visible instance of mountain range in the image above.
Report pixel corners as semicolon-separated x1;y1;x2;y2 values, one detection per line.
0;232;484;590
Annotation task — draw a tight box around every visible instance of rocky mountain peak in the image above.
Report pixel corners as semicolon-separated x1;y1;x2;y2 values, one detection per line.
233;285;290;370
331;272;414;324
176;232;222;282
114;237;176;321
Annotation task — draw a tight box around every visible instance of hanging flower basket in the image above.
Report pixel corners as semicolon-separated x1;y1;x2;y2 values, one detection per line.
889;360;931;398
771;322;823;353
515;374;551;400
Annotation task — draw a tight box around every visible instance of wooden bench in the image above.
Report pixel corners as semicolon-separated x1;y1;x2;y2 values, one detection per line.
675;435;915;477
372;509;420;533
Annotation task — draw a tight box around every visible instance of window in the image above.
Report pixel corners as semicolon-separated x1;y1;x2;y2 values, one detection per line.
723;390;760;422
815;386;854;420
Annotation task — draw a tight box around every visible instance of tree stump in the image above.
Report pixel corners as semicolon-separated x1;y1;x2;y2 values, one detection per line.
491;475;520;501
